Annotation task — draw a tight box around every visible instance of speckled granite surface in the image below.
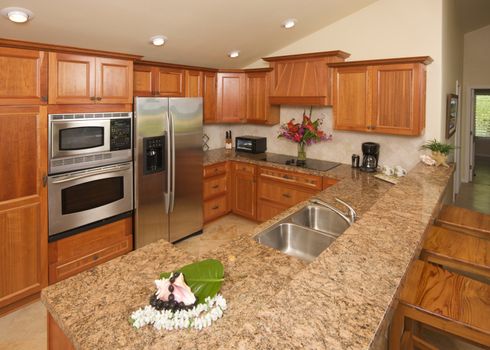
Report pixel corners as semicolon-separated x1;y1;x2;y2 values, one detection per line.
42;149;454;350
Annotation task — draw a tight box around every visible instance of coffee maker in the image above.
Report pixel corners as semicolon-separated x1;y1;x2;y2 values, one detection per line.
360;142;380;172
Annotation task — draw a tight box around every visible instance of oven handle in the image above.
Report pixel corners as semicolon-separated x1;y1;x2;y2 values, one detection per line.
51;164;131;184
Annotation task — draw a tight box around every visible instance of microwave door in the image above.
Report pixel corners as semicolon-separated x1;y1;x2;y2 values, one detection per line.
50;120;110;159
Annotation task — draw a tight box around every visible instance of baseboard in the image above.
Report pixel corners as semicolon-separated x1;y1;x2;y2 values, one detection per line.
0;292;40;317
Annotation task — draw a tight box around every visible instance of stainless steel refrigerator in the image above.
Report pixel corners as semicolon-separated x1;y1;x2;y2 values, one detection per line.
134;97;203;248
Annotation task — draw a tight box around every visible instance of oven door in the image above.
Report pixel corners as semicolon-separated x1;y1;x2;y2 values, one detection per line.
50;119;110;159
48;162;133;236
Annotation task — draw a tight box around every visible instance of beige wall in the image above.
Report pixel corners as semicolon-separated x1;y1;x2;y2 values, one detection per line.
205;0;445;170
461;24;490;181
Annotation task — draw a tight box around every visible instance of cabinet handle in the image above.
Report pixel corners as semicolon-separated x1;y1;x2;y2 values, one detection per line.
282;193;291;198
93;254;99;261
283;175;293;180
41;96;48;102
90;96;96;101
212;184;219;189
42;173;48;187
96;97;102;101
212;205;220;210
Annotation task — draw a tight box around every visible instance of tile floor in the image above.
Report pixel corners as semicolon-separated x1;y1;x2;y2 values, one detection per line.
455;157;490;214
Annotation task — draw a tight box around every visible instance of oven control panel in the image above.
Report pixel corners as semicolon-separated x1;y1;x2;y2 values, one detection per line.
110;119;132;151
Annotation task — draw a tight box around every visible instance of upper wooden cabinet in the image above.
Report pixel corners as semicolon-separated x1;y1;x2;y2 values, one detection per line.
0;105;48;313
263;51;350;106
217;72;246;123
203;72;217;123
133;64;185;97
0;47;48;105
330;56;432;136
49;53;133;104
185;70;203;97
245;69;280;125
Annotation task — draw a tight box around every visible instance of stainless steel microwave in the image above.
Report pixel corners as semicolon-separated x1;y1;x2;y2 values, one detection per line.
48;112;132;174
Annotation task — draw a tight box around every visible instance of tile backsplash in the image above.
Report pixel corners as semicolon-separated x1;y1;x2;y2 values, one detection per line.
204;106;426;170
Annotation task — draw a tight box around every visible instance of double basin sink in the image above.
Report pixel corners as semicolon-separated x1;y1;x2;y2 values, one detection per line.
254;199;355;262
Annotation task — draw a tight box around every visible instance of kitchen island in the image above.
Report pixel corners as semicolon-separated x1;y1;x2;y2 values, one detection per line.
42;150;454;349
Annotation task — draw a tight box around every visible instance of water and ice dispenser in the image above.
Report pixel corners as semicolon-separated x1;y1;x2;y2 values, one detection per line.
143;136;165;174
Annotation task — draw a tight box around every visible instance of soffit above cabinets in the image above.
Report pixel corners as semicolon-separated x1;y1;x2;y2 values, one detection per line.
0;0;378;69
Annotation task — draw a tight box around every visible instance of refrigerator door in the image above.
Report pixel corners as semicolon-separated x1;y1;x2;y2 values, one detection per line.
134;97;170;248
168;98;203;242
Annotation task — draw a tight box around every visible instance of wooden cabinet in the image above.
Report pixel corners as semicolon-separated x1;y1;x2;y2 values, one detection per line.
0;106;48;314
133;65;154;96
217;72;246;123
231;162;256;220
245;69;280;125
203;72;217;123
0;47;48;105
263;51;350;106
134;64;185;97
48;217;133;284
257;166;323;222
49;53;133;104
331;56;432;136
203;162;230;223
185;70;203;97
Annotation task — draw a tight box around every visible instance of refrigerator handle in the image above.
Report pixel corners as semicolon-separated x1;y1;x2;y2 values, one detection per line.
164;112;171;214
169;111;176;212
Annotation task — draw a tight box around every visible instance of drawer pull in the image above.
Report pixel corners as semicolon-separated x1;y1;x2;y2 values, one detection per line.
282;193;291;198
283;175;292;180
93;254;99;261
212;184;219;189
214;168;219;172
212;205;220;210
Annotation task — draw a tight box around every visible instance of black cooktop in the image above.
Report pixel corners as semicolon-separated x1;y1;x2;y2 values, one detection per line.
236;152;340;172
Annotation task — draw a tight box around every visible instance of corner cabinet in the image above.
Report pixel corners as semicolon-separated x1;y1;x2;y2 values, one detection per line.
0;47;48;105
330;56;432;136
263;51;350;106
217;72;246;123
245;69;280;125
0;105;48;314
49;53;133;104
203;71;218;123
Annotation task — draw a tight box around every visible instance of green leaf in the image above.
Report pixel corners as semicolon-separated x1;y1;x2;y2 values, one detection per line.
159;259;224;304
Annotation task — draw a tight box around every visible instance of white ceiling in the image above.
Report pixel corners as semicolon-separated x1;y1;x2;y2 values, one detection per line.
0;0;378;68
455;0;490;34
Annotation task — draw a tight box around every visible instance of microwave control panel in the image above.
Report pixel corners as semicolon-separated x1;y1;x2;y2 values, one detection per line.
110;119;132;151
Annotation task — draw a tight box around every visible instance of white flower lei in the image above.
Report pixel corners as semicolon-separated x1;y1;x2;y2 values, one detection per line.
130;294;227;331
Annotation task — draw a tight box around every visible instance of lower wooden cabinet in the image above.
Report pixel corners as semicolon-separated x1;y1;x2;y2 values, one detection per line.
231;162;257;220
203;162;230;223
48;217;133;284
0;105;48;315
48;313;75;350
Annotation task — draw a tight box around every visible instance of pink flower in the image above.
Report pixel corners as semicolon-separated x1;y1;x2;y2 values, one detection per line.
154;273;196;305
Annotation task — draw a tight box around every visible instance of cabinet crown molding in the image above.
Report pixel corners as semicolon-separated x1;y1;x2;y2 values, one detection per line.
328;56;433;67
262;50;351;62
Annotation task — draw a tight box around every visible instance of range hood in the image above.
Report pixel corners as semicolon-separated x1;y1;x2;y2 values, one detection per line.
262;50;350;106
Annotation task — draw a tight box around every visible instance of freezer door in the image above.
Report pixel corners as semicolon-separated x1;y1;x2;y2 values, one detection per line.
169;98;203;242
134;97;170;248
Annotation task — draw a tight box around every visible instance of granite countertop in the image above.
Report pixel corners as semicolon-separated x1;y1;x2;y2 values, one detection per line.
41;149;454;350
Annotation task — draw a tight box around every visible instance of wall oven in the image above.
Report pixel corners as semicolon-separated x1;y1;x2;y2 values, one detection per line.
48;162;133;238
48;112;132;174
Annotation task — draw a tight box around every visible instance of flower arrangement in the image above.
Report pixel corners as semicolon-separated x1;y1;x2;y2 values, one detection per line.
278;111;332;163
130;259;227;331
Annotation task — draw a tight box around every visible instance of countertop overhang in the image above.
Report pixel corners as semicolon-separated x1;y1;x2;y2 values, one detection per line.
41;149;454;350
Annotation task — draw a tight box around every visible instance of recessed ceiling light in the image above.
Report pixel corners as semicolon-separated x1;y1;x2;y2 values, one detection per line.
281;18;297;29
1;7;34;23
150;35;167;46
227;50;240;58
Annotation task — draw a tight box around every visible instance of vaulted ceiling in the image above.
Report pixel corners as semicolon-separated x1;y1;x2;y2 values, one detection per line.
0;0;378;68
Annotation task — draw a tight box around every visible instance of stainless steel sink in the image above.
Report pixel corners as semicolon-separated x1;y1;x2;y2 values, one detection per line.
290;205;350;236
254;223;337;262
253;199;355;262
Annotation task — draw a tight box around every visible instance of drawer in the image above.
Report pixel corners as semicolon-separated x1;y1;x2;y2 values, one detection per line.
257;199;288;222
233;162;256;175
203;174;227;199
203;195;228;222
48;217;133;284
258;178;315;207
258;166;322;190
203;162;227;178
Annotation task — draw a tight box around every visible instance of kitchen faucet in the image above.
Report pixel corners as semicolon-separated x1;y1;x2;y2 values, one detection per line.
310;197;357;225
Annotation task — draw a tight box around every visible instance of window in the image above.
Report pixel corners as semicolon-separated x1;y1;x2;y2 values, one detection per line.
475;90;490;138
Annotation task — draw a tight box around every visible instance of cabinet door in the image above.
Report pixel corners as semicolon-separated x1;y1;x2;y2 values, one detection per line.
133;65;154;96
0;47;47;105
231;163;256;220
185;70;203;97
155;67;185;97
203;72;217;123
96;57;133;104
217;72;246;123
370;63;424;135
48;53;96;104
332;66;370;131
0;106;47;310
